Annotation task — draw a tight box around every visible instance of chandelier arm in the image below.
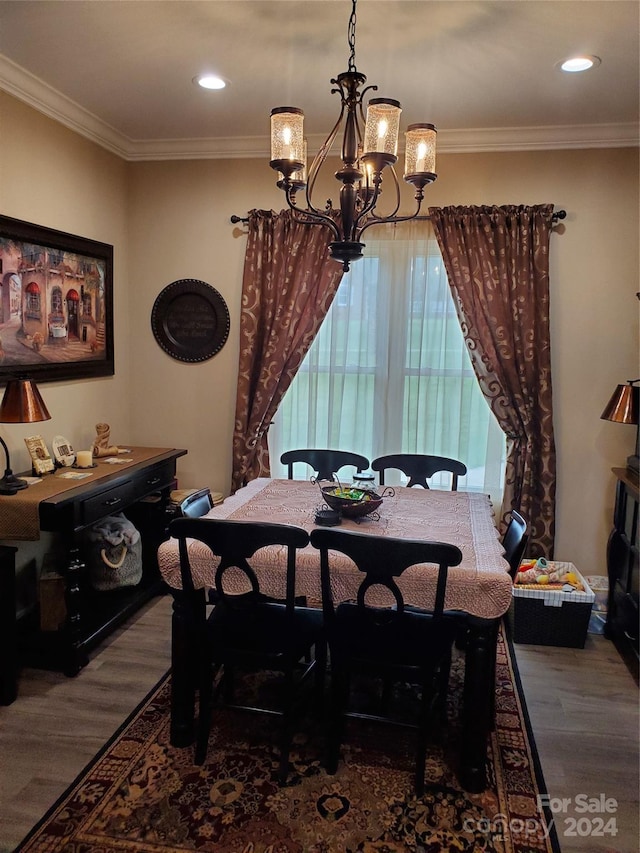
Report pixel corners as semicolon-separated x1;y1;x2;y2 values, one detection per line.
307;105;347;204
285;189;341;239
352;179;383;225
355;164;402;230
383;165;403;218
359;84;378;103
356;196;427;238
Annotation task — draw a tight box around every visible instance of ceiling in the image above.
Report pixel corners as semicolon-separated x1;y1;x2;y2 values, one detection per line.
0;0;638;161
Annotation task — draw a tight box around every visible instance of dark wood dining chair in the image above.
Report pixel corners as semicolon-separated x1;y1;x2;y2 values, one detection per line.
484;509;528;726
169;516;326;785
502;509;529;578
309;527;462;795
371;453;467;490
280;448;370;482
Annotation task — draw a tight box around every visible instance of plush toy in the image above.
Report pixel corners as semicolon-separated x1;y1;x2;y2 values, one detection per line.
515;558;582;588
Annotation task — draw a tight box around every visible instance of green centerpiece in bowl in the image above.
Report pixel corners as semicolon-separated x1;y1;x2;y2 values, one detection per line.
321;485;384;518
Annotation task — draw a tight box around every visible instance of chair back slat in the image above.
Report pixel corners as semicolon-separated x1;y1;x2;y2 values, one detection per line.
169;517;309;611
310;527;462;621
280;448;370;482
371;453;467;490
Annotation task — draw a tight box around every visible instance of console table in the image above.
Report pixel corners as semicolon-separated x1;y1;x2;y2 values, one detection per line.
605;467;639;681
0;446;186;703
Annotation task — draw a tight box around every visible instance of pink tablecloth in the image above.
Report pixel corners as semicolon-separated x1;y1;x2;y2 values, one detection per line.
158;478;512;620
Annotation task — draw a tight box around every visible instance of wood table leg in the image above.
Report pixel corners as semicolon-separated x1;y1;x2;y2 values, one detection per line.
460;616;498;792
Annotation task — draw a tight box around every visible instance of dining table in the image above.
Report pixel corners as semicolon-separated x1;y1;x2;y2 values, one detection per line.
157;477;512;793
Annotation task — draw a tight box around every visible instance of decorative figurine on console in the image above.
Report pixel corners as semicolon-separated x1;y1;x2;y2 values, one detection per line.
92;422;120;458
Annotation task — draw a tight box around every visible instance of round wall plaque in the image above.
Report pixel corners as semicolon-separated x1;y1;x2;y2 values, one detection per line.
151;279;230;363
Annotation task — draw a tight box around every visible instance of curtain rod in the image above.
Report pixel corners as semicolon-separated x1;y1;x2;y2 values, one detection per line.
231;209;567;225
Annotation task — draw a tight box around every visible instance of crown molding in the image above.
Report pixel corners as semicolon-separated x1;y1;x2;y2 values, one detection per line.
1;53;638;162
0;54;131;158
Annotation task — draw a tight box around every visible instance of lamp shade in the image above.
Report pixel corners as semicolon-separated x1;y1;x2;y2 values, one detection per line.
0;378;51;424
600;382;639;425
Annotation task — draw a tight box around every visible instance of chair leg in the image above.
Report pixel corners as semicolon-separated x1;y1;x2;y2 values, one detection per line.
415;672;434;796
277;663;297;786
380;672;393;713
436;649;452;725
326;662;348;775
222;665;235;703
195;661;214;765
314;640;327;714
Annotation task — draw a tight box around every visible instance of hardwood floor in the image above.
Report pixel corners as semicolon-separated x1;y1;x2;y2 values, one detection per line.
514;635;639;853
0;595;173;853
1;595;638;853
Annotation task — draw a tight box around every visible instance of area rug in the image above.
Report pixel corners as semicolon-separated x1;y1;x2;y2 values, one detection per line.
15;629;560;853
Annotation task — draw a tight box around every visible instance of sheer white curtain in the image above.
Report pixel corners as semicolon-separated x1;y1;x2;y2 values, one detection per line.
269;220;506;502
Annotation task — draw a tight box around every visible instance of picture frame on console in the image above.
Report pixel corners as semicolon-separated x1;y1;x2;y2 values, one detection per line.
0;215;114;384
24;434;55;475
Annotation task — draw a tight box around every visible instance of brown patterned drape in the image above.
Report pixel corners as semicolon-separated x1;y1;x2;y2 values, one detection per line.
429;205;556;557
232;209;344;491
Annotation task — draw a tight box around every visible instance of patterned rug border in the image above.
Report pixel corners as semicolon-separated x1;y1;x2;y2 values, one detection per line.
15;626;562;853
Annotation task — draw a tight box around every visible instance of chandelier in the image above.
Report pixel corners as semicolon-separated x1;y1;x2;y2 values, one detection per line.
269;0;437;271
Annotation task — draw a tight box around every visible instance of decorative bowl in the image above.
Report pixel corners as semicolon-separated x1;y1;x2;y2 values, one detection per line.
321;485;384;518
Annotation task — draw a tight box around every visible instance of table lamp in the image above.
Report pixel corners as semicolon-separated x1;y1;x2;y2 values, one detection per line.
600;379;640;474
0;377;51;495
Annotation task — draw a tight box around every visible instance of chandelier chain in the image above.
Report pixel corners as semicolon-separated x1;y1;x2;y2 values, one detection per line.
347;0;357;72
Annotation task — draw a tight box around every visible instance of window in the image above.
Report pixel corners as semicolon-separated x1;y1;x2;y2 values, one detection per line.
51;287;63;314
269;222;506;501
25;281;41;318
82;292;92;317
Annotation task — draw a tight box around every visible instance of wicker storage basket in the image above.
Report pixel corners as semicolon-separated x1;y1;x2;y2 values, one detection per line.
507;562;595;648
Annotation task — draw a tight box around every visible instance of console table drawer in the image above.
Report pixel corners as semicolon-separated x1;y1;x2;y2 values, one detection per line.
132;460;175;499
82;481;135;524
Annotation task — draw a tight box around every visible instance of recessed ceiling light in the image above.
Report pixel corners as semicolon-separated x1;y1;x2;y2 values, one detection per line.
194;74;226;90
559;55;601;73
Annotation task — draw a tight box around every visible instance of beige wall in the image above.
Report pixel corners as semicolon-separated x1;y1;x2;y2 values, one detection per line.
2;90;638;586
0;93;133;602
0;95;132;470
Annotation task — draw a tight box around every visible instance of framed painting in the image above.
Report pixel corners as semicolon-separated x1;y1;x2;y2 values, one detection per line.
0;215;114;384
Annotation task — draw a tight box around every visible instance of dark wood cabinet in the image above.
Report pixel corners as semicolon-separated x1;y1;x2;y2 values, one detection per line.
605;467;639;681
0;447;187;702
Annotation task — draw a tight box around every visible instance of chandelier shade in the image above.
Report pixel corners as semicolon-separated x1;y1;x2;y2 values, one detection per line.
269;0;438;271
404;124;437;182
270;107;306;173
363;98;401;159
